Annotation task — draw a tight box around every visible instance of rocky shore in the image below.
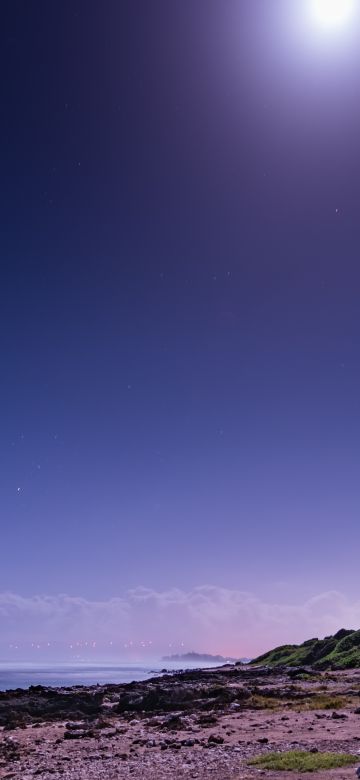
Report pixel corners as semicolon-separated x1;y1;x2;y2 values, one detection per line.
1;664;360;779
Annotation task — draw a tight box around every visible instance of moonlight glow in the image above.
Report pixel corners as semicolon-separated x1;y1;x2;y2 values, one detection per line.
311;0;356;28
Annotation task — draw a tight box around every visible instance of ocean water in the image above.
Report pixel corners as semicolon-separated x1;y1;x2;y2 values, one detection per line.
0;663;166;691
0;660;218;691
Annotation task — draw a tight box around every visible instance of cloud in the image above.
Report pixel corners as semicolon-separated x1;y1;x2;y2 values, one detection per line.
1;587;360;657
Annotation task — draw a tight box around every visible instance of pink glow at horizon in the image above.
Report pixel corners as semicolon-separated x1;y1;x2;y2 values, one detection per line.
1;588;360;661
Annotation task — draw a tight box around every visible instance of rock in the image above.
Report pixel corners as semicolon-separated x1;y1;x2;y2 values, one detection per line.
331;711;347;719
198;714;218;726
257;737;269;744
162;714;184;730
0;737;21;764
208;734;224;744
63;729;93;739
0;687;103;726
93;718;113;729
102;728;117;737
288;667;319;679
64;730;82;739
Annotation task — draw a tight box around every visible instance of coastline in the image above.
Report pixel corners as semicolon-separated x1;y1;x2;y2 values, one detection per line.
0;663;165;693
1;663;360;778
0;658;230;692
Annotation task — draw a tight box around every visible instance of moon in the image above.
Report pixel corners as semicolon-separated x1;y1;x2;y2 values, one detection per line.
311;0;356;28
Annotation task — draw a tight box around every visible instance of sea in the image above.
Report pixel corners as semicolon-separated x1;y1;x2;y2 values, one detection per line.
0;661;217;692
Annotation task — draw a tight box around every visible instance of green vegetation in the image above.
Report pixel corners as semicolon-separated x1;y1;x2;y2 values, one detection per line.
250;694;283;710
304;694;347;710
252;628;360;670
248;750;358;772
248;692;349;712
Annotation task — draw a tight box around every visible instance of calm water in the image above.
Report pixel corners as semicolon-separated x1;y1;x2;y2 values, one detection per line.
0;660;218;691
0;663;165;691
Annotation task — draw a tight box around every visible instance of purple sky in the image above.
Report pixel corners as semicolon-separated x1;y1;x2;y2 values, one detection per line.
1;0;360;659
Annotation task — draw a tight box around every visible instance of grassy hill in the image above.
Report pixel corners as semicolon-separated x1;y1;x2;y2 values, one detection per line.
251;628;360;670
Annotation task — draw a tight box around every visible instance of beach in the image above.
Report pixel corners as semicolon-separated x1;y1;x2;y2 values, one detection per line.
1;663;360;779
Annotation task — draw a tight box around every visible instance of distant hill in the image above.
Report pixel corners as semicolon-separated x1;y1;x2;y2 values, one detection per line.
162;652;238;664
251;628;360;670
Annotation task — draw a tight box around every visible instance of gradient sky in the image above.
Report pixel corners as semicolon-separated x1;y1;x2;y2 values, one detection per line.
1;0;360;658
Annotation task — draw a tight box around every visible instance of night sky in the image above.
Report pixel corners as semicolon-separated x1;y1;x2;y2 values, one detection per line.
1;0;360;657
